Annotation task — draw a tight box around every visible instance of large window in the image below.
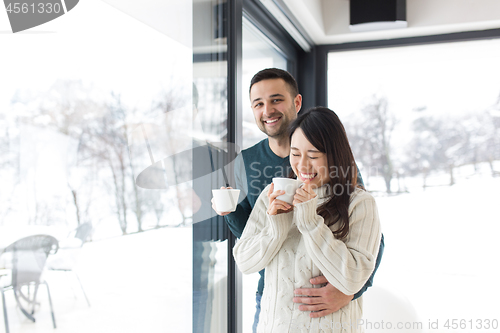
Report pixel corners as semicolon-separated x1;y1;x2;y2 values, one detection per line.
0;1;231;332
328;39;500;324
240;17;288;333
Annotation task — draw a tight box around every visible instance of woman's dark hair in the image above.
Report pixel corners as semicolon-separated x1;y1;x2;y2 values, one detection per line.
288;107;360;240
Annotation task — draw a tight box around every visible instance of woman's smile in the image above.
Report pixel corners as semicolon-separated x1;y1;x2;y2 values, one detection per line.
299;172;318;181
290;128;329;186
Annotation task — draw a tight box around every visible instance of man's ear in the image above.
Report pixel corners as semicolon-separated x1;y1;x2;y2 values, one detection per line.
294;94;303;113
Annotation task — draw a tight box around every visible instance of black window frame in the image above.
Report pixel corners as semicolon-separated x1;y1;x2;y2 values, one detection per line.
227;1;305;332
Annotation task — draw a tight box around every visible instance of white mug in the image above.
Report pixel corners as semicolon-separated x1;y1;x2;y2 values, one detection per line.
272;177;302;204
212;189;240;212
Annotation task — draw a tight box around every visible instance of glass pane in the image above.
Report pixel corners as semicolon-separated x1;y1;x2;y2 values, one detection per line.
241;18;288;333
192;1;230;332
328;39;500;326
242;18;288;150
0;1;228;332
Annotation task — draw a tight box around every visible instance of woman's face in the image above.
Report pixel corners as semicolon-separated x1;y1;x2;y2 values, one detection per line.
290;128;329;187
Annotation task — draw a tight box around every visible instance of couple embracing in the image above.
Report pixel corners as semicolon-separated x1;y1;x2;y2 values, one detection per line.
213;68;384;333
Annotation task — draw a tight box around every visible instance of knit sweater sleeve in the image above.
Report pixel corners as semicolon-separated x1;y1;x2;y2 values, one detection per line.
294;190;381;295
233;185;293;274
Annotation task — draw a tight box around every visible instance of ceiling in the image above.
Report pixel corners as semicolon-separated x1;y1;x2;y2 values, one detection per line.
99;0;500;51
268;0;500;46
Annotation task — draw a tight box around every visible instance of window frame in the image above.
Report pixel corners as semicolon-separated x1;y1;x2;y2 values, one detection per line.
227;1;304;332
318;28;500;107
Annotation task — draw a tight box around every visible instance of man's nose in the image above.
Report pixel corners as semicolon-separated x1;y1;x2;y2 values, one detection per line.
263;103;274;117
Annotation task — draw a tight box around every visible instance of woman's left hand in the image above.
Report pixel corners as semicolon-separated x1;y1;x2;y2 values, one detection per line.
293;182;317;206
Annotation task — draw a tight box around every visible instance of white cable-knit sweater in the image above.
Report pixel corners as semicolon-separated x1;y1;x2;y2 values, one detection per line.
233;185;381;333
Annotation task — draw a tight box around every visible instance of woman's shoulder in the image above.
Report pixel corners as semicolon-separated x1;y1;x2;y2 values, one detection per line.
348;187;376;212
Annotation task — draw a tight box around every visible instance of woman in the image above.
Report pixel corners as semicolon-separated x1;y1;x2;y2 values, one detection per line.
233;107;382;332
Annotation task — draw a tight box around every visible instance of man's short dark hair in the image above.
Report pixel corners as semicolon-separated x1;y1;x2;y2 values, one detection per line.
250;68;299;98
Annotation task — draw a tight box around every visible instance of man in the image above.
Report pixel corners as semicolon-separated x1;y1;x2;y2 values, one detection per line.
213;68;384;332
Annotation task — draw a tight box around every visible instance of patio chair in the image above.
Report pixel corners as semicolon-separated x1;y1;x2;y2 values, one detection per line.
0;234;59;333
45;222;93;306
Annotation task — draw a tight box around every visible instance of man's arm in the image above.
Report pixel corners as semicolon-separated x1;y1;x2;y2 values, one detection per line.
223;197;252;238
356;164;364;187
222;153;252;238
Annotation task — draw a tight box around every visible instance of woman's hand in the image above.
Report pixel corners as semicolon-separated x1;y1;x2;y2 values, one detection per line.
292;182;317;206
267;183;293;215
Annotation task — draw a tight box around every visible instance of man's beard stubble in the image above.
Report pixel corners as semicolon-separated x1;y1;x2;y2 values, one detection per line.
259;110;294;139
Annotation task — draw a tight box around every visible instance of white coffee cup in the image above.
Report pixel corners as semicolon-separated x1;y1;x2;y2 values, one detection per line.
212;189;240;212
272;177;302;204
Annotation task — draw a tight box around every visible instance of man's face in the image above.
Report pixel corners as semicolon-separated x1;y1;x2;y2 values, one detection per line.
249;78;301;139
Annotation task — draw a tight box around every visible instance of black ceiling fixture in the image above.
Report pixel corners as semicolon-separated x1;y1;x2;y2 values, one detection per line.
350;0;407;32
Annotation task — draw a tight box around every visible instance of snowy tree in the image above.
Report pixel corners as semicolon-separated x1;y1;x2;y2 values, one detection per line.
3;81;103;226
78;93;134;234
405;115;440;188
152;87;195;225
38;80;105;226
0;117;19;224
346;95;397;193
2;79;186;233
481;94;500;175
406;114;471;186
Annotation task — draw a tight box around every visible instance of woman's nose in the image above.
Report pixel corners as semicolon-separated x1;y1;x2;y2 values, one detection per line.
298;156;309;170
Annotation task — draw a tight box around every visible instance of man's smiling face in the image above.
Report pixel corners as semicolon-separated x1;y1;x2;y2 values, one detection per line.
249;78;300;139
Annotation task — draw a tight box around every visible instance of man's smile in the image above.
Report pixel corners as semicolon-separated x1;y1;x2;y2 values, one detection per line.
263;116;281;125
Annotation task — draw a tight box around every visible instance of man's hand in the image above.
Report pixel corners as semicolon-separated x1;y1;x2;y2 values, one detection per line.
293;276;354;318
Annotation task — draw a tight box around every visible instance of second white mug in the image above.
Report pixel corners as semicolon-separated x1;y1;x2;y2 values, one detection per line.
272;177;302;204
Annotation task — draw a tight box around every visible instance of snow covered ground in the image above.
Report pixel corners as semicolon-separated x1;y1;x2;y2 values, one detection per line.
368;171;500;332
1;227;193;333
1;171;499;333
